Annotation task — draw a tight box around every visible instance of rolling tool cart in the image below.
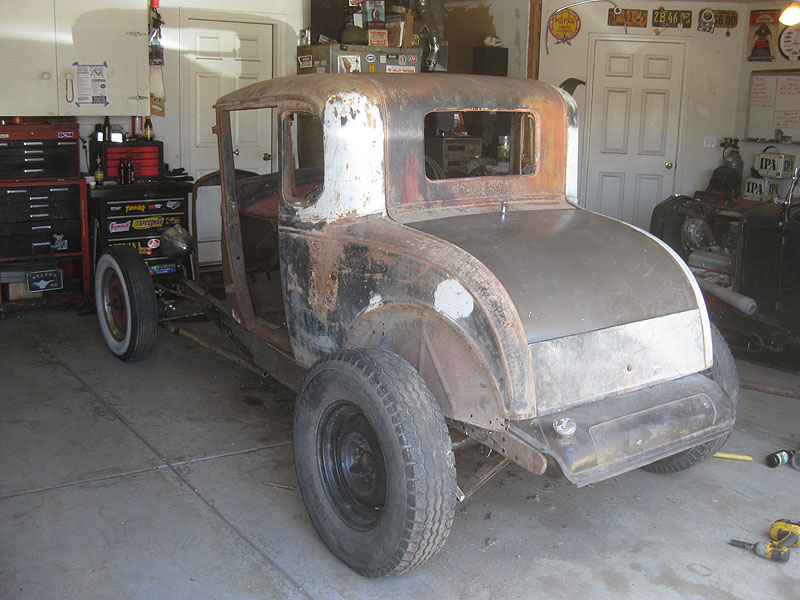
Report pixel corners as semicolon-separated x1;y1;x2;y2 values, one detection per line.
0;121;89;312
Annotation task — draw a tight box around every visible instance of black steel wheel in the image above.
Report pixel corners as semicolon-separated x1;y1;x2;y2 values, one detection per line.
643;324;738;473
294;348;456;577
95;246;157;361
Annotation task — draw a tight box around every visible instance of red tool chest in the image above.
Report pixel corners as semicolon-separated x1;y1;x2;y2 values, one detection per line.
0;122;89;311
90;140;163;180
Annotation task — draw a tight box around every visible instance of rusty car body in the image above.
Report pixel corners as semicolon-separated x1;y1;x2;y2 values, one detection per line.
94;73;737;577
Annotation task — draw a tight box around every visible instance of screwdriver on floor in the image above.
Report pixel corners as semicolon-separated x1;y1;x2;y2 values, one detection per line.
729;520;800;562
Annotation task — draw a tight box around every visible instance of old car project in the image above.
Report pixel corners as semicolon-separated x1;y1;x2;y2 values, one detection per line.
94;73;738;577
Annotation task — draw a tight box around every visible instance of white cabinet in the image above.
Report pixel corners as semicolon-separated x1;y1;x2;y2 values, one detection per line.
0;1;59;115
0;0;149;117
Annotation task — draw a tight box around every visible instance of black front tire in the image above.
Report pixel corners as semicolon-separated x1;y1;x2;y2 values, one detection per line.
293;348;457;577
95;246;157;361
642;325;738;473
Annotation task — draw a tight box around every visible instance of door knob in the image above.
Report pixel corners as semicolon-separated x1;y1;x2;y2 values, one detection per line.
665;161;674;169
262;152;272;161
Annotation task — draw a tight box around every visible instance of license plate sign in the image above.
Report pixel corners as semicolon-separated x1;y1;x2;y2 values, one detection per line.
652;8;692;28
26;268;63;293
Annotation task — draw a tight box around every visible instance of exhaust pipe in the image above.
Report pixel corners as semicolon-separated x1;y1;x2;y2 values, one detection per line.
697;278;757;315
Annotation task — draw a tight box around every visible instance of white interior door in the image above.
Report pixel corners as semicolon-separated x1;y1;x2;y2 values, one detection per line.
582;38;686;229
183;15;274;265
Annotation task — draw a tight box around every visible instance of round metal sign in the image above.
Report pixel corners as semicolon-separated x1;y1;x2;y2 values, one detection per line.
549;9;581;42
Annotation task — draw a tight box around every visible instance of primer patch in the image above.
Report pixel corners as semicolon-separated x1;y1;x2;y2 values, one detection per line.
434;279;474;319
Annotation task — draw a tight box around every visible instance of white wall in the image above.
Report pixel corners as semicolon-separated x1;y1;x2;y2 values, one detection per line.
733;1;798;197
78;0;309;172
537;1;751;196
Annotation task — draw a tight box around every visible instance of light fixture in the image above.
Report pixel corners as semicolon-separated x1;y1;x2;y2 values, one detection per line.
780;2;800;26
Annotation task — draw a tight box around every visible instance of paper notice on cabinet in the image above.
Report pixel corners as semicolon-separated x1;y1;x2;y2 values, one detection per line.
75;63;109;105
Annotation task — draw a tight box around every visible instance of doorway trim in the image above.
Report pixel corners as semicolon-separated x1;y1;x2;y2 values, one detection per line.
580;34;691;210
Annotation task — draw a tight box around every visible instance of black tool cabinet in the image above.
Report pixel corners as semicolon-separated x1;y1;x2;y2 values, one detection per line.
89;181;193;282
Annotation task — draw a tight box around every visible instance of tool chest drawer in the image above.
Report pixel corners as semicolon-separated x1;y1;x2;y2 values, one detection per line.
0;219;83;258
0;123;80;180
0;181;84;260
0;184;82;222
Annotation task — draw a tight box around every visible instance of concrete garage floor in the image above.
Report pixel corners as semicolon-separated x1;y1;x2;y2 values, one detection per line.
1;308;799;600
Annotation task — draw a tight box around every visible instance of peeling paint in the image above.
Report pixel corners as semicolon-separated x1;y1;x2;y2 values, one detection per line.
294;92;386;224
435;279;474;319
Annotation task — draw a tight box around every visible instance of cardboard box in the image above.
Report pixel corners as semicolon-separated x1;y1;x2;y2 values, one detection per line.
386;9;415;47
368;29;388;46
754;151;796;178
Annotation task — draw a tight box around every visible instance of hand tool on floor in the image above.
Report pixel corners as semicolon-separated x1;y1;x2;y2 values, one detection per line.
729;520;800;562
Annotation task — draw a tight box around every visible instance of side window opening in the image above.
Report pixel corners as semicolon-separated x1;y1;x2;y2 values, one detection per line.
286;111;325;203
424;111;537;180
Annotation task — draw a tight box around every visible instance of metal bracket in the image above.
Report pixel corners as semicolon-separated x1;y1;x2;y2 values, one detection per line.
456;457;512;502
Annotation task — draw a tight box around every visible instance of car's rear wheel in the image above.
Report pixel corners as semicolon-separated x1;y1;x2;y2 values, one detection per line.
293;348;456;577
95;246;157;361
642;325;738;473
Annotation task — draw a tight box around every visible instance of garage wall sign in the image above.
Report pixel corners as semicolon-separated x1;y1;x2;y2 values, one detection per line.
715;10;738;29
652;7;692;29
748;10;781;62
697;8;715;33
607;8;647;28
779;24;800;61
549;9;581;44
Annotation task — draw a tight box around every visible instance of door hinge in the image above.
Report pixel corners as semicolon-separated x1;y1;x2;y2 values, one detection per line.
128;95;149;101
126;31;147;37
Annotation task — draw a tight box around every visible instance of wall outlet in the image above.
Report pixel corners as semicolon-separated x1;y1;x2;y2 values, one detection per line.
703;136;717;149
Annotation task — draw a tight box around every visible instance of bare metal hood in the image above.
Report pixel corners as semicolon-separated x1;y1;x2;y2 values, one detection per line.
409;207;698;344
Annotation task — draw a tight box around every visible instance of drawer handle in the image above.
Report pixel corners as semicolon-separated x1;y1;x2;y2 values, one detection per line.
29;203;50;208
29;196;48;200
49;187;69;192
24;168;44;173
30;213;50;218
23;141;44;146
24;149;44;154
31;225;52;231
57;141;77;146
31;242;52;247
7;189;26;194
24;157;45;163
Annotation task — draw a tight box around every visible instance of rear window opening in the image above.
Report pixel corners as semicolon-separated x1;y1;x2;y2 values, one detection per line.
424;111;537;180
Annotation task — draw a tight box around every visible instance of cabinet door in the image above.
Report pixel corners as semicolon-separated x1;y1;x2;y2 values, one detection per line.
0;1;58;116
55;0;149;116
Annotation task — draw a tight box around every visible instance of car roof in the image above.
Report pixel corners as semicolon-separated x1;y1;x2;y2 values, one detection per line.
214;72;566;113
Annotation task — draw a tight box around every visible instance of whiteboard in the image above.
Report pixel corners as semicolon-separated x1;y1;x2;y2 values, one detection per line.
745;70;800;141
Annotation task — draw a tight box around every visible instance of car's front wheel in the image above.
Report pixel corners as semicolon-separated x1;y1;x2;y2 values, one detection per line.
293;348;456;577
95;246;157;361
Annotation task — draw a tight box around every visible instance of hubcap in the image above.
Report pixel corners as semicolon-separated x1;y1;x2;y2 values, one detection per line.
318;401;387;530
102;270;127;342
